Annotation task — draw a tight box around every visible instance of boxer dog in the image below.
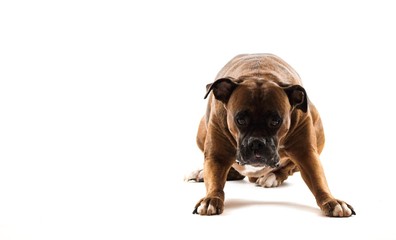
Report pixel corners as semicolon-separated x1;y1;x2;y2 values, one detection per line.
187;53;355;217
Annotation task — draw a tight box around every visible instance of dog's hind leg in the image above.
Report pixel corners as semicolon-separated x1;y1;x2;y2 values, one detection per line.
185;166;245;182
226;167;246;181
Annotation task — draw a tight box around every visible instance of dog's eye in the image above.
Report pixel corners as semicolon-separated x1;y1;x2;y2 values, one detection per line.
235;111;250;127
237;118;247;126
269;117;282;128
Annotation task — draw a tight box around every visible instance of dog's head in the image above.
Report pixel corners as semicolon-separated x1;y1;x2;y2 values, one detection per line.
205;77;307;168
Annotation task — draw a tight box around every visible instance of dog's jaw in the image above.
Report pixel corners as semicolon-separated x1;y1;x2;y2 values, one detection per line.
232;162;273;178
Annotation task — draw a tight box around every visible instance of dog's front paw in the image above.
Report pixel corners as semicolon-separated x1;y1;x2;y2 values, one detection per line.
256;172;282;188
321;199;356;217
193;197;224;215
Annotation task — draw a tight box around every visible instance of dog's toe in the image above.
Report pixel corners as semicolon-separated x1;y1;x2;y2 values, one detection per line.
194;197;224;215
322;199;355;217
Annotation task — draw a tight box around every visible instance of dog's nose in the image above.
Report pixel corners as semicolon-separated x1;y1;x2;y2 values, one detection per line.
248;138;265;150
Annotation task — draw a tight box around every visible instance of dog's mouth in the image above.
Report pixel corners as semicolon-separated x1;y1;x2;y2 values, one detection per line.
236;150;267;166
236;136;281;168
236;153;280;168
236;159;267;168
254;151;264;160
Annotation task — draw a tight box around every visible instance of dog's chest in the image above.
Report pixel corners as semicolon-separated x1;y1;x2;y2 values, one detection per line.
232;163;273;178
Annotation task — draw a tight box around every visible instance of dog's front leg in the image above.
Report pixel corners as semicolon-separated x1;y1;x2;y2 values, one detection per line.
292;150;356;217
193;156;233;215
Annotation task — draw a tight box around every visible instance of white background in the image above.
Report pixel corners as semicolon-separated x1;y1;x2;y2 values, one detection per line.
1;1;395;239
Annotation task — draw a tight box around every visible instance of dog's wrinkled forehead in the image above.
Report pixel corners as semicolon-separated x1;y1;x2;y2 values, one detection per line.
228;80;290;113
205;77;308;113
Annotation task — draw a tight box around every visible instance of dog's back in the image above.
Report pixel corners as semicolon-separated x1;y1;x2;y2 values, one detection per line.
215;53;301;86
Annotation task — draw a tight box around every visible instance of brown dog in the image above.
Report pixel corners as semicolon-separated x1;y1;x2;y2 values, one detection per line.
187;53;355;217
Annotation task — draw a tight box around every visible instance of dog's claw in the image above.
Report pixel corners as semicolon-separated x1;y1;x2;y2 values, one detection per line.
192;208;198;214
349;204;356;215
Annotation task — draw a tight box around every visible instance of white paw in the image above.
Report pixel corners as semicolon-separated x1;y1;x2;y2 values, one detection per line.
193;197;224;215
332;202;353;217
184;169;204;182
256;173;280;188
197;201;217;215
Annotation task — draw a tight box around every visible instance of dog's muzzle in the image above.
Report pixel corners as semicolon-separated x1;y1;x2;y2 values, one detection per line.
237;137;280;168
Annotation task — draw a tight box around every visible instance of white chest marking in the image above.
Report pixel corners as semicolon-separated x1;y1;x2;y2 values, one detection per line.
232;163;273;178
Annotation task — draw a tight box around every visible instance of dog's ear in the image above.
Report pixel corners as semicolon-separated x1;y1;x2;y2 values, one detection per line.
204;77;238;104
283;85;308;112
